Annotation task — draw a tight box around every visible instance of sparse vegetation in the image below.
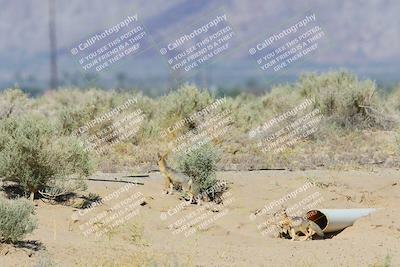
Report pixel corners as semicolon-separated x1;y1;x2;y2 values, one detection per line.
370;254;392;267
0;71;398;173
125;222;147;246
0;198;37;243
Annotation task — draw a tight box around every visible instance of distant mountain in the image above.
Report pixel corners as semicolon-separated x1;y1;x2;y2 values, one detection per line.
0;0;399;94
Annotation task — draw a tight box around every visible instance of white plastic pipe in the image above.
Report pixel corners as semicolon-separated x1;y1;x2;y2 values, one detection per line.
306;208;376;233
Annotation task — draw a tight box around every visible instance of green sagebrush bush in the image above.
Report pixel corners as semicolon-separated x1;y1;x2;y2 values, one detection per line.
55;89;125;135
53;89;156;149
0;198;37;243
177;144;222;200
0;115;93;199
297;71;392;129
159;84;214;134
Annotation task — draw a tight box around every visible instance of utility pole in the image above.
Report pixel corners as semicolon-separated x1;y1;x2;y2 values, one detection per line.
48;0;58;89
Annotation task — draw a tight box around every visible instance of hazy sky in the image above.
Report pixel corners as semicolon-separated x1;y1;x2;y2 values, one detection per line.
0;0;399;91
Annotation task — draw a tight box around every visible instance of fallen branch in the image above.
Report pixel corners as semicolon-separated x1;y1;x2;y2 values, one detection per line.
86;178;144;185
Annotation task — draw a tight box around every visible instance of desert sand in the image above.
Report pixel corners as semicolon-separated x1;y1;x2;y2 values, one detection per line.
1;169;399;267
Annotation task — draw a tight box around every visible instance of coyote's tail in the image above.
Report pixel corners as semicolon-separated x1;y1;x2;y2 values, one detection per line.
309;221;324;237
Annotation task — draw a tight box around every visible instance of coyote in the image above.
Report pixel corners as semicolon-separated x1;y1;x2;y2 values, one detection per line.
278;211;324;241
157;152;200;204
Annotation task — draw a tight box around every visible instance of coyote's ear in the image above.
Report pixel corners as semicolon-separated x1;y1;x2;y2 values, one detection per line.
157;152;162;159
163;151;169;158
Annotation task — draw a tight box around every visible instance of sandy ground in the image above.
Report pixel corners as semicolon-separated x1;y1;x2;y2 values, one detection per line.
1;169;399;267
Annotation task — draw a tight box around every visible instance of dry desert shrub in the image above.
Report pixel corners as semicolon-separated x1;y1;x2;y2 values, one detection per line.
157;84;214;138
0;114;92;199
0;88;30;120
298;71;394;129
176;144;227;202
